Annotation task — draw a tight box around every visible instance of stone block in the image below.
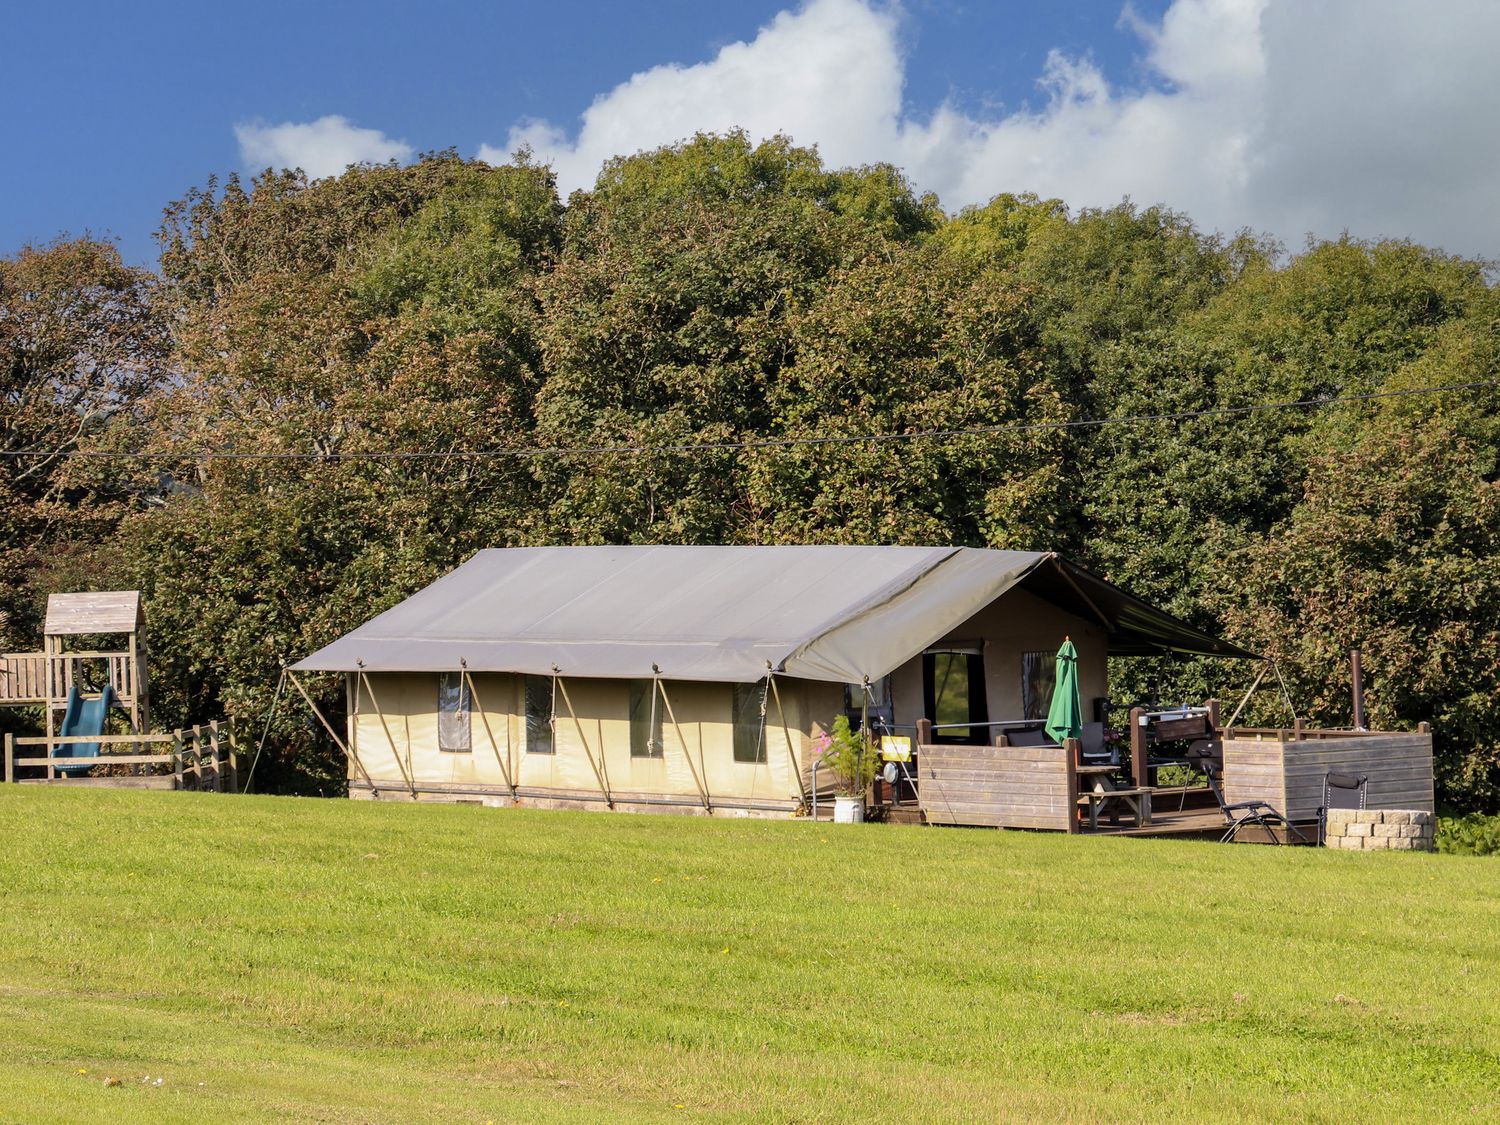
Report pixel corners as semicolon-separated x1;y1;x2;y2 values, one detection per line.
1355;810;1382;824
1325;808;1357;828
1374;823;1402;838
1411;811;1435;826
1383;810;1412;826
1385;837;1416;851
1401;824;1424;839
1347;822;1373;836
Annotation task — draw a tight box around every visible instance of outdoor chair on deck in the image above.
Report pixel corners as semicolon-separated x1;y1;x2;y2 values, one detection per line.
1317;770;1369;845
1200;760;1307;845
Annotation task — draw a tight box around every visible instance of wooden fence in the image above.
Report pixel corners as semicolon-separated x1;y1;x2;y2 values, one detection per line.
1221;725;1434;821
917;735;1080;831
3;721;237;792
0;650;141;706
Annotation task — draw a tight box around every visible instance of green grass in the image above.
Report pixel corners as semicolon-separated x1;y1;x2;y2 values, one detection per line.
0;790;1496;1123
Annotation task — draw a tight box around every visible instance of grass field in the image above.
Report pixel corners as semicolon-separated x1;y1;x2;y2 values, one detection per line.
0;789;1496;1123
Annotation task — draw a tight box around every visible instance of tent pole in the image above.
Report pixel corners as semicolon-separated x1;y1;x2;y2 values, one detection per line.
1052;556;1113;631
242;666;288;793
357;669;417;798
1223;663;1269;732
553;673;612;809
462;664;516;799
287;671;375;789
767;673;807;805
655;671;711;813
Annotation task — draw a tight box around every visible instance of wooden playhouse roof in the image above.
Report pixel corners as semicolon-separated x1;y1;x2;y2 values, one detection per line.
44;591;142;636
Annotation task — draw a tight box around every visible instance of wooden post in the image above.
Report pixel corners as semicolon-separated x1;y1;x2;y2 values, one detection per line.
173;729;184;790
1205;698;1220;732
226;722;240;794
463;670;517;799
916;719;933;747
656;678;709;813
555;675;612;809
4;733;12;784
209;721;222;792
358;671;417;798
288;672;375;788
1064;737;1081;835
766;675;807;805
1129;707;1146;789
43;635;56;781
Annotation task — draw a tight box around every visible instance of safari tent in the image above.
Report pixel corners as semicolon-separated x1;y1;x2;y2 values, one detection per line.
293;545;1247;815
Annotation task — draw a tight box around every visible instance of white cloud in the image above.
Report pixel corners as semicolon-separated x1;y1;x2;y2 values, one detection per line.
235;115;413;180
480;0;904;193
477;0;1500;259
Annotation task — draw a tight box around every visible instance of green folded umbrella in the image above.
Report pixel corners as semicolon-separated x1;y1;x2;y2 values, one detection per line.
1044;638;1083;746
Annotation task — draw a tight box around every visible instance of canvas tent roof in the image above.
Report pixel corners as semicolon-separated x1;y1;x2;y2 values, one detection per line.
295;546;1252;683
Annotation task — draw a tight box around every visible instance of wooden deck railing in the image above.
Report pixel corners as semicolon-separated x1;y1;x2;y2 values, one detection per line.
0;649;139;705
3;721;237;792
0;652;47;703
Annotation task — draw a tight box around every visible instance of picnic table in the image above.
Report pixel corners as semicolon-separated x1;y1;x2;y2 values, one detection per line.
1075;764;1153;830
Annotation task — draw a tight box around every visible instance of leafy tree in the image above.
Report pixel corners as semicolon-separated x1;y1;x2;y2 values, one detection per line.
138;154;561;785
530;132;936;544
0;238;168;648
1217;401;1500;810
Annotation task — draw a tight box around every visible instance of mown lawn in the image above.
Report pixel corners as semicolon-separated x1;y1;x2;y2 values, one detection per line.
0;789;1495;1123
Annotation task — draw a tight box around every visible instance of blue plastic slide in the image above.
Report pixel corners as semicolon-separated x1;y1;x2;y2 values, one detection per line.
55;684;117;777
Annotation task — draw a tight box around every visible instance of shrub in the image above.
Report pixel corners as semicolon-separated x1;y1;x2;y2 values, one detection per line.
1435;812;1500;856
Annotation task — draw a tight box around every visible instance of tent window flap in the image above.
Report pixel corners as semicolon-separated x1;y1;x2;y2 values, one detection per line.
438;672;471;753
524;675;554;755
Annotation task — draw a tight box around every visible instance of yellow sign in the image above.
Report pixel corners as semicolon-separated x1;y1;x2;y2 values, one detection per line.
880;736;912;762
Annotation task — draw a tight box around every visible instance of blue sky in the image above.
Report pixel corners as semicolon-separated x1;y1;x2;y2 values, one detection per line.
4;1;1498;266
0;1;1165;264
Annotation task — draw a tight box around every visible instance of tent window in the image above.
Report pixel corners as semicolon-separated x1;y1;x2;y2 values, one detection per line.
1021;651;1056;721
437;672;471;753
524;675;554;755
629;680;663;758
923;649;988;745
731;683;766;763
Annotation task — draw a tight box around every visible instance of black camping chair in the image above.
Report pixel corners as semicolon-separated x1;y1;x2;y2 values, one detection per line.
1200;760;1307;845
1317;770;1369;845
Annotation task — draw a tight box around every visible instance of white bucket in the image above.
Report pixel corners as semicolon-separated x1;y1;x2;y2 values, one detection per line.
833;796;865;824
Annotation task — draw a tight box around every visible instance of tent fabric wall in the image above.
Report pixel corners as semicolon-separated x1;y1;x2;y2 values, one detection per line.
350;671;809;809
888;589;1109;734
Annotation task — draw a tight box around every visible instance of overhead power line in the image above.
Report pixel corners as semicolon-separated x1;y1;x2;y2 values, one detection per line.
2;377;1496;463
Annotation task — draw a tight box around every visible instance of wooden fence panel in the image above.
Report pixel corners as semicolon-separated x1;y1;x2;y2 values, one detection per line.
918;741;1072;830
1223;732;1434;821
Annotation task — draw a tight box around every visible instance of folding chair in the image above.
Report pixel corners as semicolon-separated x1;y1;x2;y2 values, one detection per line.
1318;770;1368;845
1201;761;1307;844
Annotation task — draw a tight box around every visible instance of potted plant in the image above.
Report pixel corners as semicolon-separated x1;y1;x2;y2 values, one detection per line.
814;714;878;823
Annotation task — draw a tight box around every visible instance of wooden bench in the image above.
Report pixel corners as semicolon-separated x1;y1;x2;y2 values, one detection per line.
1078;787;1153;830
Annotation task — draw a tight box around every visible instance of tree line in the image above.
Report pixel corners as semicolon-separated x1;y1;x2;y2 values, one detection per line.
2;133;1496;809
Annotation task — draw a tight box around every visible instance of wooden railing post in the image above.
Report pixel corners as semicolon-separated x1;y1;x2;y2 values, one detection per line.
226;723;240;793
173;730;184;790
208;721;222;792
1064;737;1081;834
916;719;932;747
1129;707;1146;789
4;733;12;784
